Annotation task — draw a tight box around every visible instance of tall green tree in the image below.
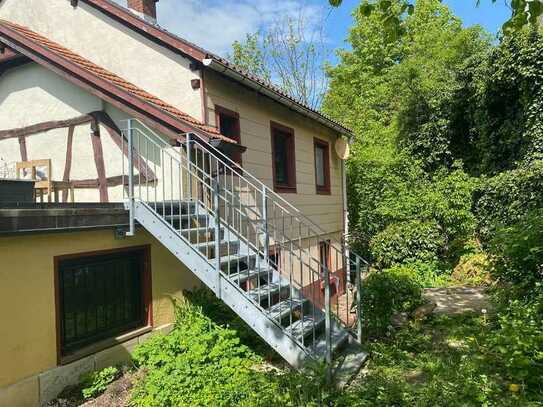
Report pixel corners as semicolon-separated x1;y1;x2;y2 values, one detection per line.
328;0;543;34
323;0;489;260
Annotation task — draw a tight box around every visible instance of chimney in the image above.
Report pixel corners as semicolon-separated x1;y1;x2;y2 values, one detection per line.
127;0;159;23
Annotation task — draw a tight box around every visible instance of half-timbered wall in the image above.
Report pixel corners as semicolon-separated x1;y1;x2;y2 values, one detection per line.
0;63;138;202
0;0;203;121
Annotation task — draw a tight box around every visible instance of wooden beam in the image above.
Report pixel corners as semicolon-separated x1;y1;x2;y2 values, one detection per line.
90;120;109;202
62;126;75;202
91;111;157;181
18;136;28;162
0;115;93;140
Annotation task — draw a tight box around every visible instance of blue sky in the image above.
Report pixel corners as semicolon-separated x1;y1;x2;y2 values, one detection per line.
324;0;511;51
116;0;512;62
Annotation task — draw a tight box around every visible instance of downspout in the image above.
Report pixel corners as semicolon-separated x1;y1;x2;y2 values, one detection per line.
341;154;349;270
200;66;208;125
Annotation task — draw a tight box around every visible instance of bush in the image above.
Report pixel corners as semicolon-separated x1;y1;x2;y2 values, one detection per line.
451;252;491;286
130;291;340;406
475;160;543;243
483;294;543;393
386;262;452;288
131;297;271;406
370;220;445;268
361;268;424;337
80;366;119;400
488;209;543;291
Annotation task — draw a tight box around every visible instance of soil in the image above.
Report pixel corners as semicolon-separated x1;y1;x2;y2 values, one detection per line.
45;371;138;407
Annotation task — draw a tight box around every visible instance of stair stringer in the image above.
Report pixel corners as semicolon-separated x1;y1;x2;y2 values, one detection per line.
133;200;312;367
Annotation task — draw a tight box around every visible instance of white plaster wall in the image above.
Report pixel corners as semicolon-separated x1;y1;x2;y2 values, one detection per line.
0;0;203;121
0;63;102;129
0;63;132;202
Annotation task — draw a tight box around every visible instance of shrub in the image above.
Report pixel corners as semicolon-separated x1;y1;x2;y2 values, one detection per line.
370;220;445;268
386;262;452;288
360;268;424;337
80;366;119;400
483;294;543;393
451;252;491;286
488;209;543;291
474;160;543;243
131;297;270;406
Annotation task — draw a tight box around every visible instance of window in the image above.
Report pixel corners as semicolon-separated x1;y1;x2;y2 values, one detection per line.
319;240;337;295
55;246;151;358
215;105;242;166
319;240;331;273
314;138;331;195
271;121;296;193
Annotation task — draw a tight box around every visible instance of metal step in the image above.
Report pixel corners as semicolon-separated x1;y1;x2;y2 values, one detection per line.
310;328;350;359
218;253;257;272
227;266;271;284
287;314;325;340
267;297;306;321
247;282;290;303
194;239;239;258
165;213;210;229
154;200;198;216
181;226;222;243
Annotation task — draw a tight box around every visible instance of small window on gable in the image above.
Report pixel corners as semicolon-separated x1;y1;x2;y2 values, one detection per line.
216;105;242;166
271;121;296;193
314;138;331;195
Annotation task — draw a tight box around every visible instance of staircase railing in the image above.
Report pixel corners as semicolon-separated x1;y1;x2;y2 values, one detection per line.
120;118;368;365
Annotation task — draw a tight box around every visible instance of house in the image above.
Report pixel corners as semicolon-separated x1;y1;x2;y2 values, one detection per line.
0;0;367;405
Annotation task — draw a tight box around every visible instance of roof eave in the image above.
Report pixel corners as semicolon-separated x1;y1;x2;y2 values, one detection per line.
202;58;352;137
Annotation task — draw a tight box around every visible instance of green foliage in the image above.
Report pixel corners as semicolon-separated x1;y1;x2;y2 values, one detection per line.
451;252;491;286
488;209;543;291
347;313;543;406
328;0;543;34
370;220;444;268
131;296;270;406
475;160;543;242
228;32;271;82
80;366;119;400
471;29;543;174
484;295;543;392
360;268;424;337
386;262;452;288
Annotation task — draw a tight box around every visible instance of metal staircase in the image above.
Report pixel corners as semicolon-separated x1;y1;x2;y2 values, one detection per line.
120;119;368;382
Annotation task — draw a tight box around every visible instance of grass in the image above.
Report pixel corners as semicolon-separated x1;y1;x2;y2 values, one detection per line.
346;313;543;407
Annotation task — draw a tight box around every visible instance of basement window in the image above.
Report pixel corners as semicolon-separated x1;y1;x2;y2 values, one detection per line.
271;121;297;193
56;246;151;359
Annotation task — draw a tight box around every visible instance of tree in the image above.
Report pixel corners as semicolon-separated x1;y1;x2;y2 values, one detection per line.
323;0;488;260
227;12;329;109
229;33;271;83
328;0;543;34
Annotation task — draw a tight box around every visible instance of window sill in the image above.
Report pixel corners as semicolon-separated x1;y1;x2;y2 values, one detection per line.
60;325;152;366
274;185;297;194
316;188;331;195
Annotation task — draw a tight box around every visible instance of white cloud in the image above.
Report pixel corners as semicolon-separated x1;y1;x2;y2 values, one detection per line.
112;0;324;56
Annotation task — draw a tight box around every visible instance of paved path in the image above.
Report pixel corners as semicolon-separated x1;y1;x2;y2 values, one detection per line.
423;286;491;315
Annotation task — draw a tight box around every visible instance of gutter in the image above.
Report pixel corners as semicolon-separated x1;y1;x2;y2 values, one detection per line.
202;58;353;137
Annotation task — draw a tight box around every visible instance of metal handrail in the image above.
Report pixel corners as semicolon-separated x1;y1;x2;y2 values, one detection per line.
121;118;368;367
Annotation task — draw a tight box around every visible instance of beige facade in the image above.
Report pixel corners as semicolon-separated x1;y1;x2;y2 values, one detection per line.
205;70;345;236
0;2;351;404
0;227;200;406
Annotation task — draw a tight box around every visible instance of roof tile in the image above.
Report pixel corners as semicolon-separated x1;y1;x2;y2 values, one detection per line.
0;19;235;142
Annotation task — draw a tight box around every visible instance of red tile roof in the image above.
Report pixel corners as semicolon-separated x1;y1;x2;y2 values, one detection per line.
81;0;352;135
0;19;235;143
